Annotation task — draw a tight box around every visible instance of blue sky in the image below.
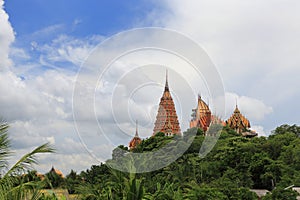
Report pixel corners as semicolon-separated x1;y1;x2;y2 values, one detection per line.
1;0;299;174
6;0;157;36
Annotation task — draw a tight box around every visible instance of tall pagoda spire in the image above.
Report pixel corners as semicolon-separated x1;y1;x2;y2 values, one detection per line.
153;70;181;136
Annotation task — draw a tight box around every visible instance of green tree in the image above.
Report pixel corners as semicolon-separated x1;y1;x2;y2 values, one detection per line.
44;169;65;189
66;169;81;194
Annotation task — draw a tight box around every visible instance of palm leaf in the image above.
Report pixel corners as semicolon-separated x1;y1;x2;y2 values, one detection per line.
0;120;11;171
4;143;55;178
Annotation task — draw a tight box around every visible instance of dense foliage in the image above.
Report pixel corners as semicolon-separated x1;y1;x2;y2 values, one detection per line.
3;122;300;199
61;124;300;199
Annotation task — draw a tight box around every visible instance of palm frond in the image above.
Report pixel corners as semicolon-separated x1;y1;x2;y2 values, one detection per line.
4;143;55;177
0;120;11;171
6;180;45;200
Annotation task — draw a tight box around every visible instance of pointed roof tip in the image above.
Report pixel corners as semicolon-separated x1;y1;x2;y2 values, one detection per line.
198;93;201;100
166;68;168;79
135;120;139;137
234;100;241;114
165;68;169;91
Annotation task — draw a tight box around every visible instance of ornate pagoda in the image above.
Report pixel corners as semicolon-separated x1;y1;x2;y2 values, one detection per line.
153;70;181;136
226;104;257;137
129;120;142;150
190;95;212;132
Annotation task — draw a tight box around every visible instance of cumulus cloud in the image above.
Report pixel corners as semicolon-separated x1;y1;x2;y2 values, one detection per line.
0;0;14;70
225;92;273;121
0;6;101;173
149;0;300;130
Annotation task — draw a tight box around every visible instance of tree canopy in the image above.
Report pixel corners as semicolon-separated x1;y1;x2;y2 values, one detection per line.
63;124;300;200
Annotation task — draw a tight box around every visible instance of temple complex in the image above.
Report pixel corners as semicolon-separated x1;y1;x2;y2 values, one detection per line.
129;120;142;150
190;95;212;132
226;105;257;137
153;71;181;136
128;70;258;148
189;96;256;137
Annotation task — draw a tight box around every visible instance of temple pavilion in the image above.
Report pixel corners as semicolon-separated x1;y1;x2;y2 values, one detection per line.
226;105;258;137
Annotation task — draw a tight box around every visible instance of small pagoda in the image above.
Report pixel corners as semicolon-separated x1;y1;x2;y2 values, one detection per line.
153;70;181;136
190;95;212;132
129;120;142;150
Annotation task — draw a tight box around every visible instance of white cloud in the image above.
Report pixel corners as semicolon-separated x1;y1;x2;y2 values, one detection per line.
33;153;98;175
0;70;73;121
251;125;267;137
225;92;273;121
37;34;104;67
149;0;300;130
31;24;65;39
0;0;15;70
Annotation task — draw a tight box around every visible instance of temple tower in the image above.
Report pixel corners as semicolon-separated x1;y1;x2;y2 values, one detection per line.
153;70;181;136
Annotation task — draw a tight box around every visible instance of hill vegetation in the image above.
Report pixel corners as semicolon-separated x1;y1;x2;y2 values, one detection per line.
63;124;300;199
2;121;300;199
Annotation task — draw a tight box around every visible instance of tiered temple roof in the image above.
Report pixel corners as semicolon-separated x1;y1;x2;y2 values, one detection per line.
190;95;212;132
153;71;181;136
226;105;251;134
129;120;142;150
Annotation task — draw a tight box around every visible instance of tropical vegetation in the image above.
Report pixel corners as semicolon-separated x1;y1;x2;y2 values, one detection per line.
0;120;55;199
1;117;300;199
